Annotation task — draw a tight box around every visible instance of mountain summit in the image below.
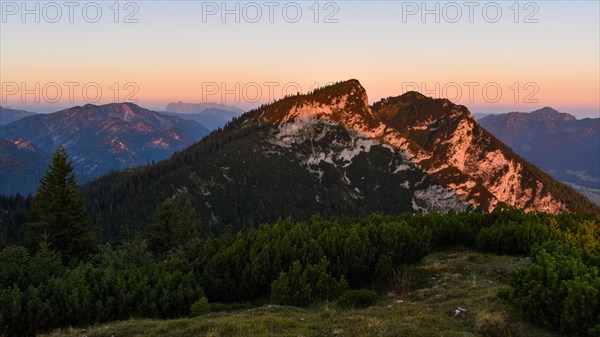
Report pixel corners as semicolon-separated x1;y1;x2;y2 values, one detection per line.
531;107;560;115
81;80;598;236
259;79;378;130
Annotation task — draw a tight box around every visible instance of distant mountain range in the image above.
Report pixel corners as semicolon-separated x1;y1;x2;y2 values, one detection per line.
80;80;597;238
165;101;244;115
163;102;243;130
0;103;209;195
478;108;599;204
472;113;491;120
0;107;36;126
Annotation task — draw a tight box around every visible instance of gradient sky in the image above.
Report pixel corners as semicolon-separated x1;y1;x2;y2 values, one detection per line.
1;0;599;118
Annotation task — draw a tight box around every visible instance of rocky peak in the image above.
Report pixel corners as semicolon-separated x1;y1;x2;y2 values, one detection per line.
371;93;576;213
256;80;577;213
372;92;473;135
259;79;377;129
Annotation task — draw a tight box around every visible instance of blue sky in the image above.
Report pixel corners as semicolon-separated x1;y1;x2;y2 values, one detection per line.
1;0;599;118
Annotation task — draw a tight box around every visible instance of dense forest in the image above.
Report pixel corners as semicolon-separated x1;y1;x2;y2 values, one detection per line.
1;147;599;337
0;194;32;245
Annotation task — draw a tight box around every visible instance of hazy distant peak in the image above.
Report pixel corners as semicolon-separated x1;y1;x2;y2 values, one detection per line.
165;102;244;115
531;107;560;115
0;106;37;126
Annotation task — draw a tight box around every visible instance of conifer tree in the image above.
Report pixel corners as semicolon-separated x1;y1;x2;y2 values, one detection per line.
147;196;198;255
25;146;97;261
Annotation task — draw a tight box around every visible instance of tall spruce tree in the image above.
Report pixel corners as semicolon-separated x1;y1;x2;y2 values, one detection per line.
25;146;96;261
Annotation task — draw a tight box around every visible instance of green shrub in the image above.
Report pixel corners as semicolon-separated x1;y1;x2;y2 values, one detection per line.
337;289;378;308
271;261;313;307
304;258;348;301
0;242;205;336
420;213;481;248
508;244;600;335
271;258;347;307
190;297;211;317
0;246;30;289
475;220;559;255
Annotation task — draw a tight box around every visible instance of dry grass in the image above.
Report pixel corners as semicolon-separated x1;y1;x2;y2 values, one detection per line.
204;327;221;337
475;311;510;337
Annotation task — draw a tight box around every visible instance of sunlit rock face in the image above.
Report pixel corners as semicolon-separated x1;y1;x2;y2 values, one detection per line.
259;79;576;213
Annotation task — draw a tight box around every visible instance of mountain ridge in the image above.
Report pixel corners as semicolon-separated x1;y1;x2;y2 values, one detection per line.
0;103;210;195
257;80;582;212
80;80;598;238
